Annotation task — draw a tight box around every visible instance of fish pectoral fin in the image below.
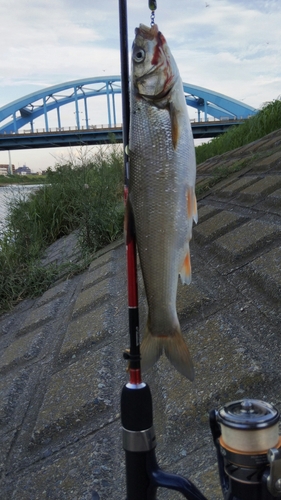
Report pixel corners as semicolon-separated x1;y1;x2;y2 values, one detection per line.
168;101;180;150
186;186;198;224
180;246;192;285
164;328;194;381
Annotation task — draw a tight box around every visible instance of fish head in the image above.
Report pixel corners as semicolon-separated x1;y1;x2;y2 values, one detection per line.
131;24;178;100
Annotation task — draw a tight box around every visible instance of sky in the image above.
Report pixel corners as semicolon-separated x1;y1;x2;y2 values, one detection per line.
0;0;280;172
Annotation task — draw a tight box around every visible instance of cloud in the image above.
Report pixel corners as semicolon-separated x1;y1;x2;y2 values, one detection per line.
0;0;281;170
0;3;120;86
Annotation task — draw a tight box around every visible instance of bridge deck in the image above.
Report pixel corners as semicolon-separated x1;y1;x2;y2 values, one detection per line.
0;119;245;150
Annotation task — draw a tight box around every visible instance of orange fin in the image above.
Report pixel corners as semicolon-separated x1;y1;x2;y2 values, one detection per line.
141;321;194;381
180;247;192;285
186;186;198;224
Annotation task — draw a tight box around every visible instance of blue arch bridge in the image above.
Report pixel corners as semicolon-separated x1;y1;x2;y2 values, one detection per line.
0;76;257;151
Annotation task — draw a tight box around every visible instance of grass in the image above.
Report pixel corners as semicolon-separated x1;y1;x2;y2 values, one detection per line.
0;146;124;314
195;98;281;165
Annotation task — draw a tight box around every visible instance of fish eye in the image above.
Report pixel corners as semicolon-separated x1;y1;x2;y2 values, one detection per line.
133;48;145;63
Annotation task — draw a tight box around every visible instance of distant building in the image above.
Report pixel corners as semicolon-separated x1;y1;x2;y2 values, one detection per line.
15;165;32;175
0;164;15;175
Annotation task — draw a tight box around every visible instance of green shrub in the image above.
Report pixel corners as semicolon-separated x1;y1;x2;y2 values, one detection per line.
196;98;281;164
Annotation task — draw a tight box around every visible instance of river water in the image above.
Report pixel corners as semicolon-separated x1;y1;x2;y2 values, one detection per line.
0;184;42;235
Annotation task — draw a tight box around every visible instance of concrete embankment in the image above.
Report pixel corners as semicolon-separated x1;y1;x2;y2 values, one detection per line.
0;129;281;499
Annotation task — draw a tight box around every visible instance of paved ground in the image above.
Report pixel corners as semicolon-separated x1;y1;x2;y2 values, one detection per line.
1;129;281;499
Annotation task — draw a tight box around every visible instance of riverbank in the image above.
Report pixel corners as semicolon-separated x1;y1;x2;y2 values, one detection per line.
0;174;46;187
1;128;281;499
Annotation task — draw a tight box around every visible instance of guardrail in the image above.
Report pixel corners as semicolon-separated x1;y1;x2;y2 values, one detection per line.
0;117;250;136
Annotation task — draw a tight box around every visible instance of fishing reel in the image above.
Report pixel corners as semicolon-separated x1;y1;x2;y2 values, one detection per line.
210;399;281;500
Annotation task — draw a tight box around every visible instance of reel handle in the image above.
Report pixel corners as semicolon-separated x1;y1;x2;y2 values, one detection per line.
121;382;208;499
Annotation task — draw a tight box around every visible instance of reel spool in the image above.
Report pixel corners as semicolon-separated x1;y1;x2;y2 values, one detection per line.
210;399;281;500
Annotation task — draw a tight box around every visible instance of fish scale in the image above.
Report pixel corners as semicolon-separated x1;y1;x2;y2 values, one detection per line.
128;23;197;380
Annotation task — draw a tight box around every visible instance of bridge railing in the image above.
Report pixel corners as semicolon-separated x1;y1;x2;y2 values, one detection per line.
0;117;251;137
0;124;123;135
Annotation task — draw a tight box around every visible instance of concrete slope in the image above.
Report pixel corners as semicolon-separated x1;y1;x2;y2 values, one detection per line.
0;129;281;499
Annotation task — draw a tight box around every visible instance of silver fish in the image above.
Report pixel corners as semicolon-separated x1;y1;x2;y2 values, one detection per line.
128;24;197;380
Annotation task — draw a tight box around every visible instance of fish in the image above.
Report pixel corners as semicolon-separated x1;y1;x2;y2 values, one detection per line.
128;24;197;380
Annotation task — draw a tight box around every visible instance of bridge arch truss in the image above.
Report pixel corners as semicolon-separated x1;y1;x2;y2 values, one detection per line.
0;76;256;136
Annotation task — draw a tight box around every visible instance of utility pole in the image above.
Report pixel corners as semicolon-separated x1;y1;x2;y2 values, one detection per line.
8;150;13;175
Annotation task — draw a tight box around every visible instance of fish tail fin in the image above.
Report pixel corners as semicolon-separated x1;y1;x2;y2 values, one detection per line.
140;324;163;373
141;322;194;381
164;327;194;381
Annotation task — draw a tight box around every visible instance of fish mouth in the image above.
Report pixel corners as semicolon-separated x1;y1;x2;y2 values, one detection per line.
135;24;159;41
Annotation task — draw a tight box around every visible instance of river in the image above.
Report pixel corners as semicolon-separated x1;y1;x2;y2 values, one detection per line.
0;184;42;235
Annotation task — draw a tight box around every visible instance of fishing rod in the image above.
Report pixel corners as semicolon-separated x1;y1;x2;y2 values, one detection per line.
119;0;141;388
118;1;207;498
117;1;281;499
